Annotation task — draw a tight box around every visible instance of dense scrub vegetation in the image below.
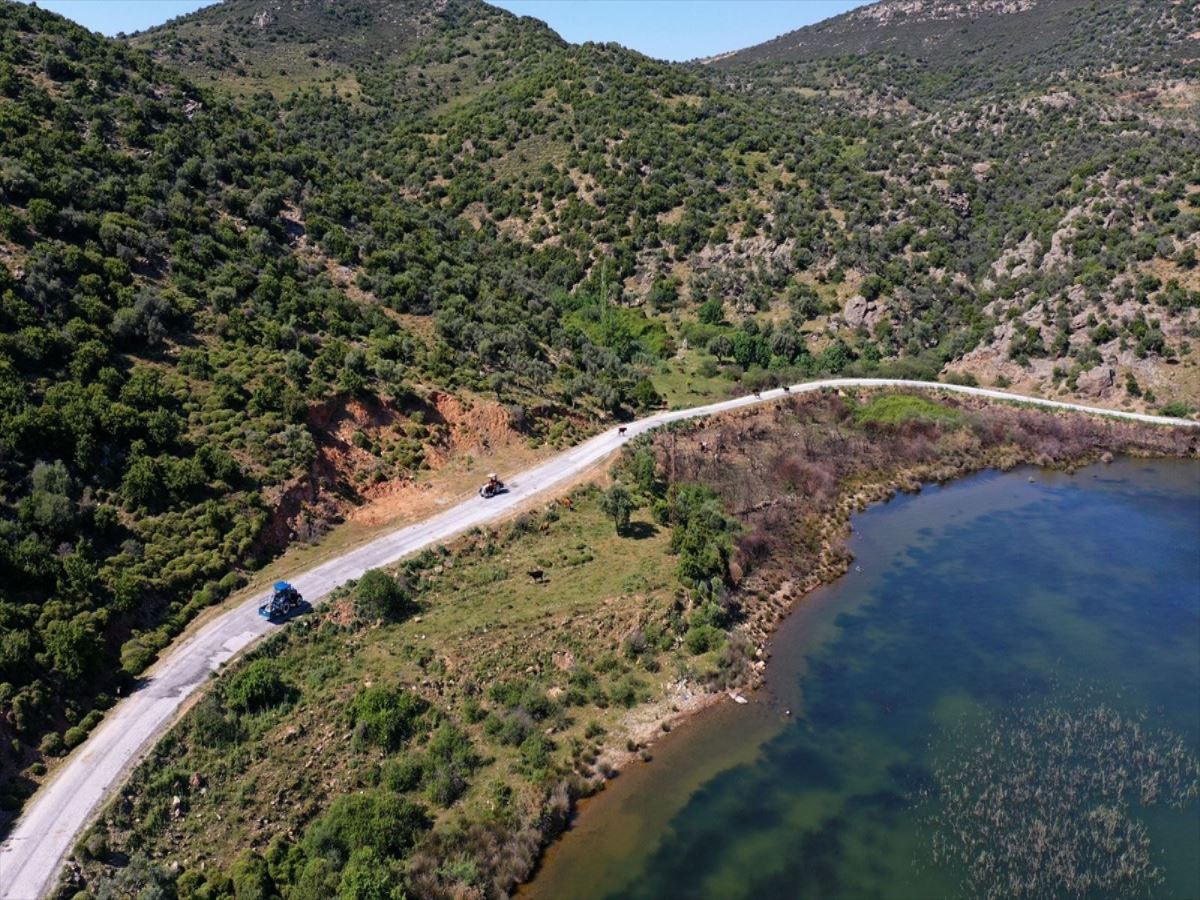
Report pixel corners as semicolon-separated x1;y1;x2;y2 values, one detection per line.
2;0;1198;831
0;1;647;806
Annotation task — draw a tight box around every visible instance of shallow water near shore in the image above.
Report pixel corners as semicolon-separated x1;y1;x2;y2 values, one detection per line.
526;458;1200;899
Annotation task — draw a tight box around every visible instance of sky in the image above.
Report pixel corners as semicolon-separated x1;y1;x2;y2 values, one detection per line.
26;0;869;59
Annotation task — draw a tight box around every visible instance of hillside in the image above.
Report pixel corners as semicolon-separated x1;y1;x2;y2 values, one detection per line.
127;0;562;100
0;0;629;818
714;0;1197;73
1;0;1199;848
131;0;1200;413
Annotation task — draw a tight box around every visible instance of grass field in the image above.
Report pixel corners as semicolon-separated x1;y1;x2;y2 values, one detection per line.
83;485;721;881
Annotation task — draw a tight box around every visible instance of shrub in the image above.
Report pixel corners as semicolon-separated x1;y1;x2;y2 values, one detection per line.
225;659;293;714
230;850;275;900
338;846;401;900
1159;401;1192;418
483;710;532;747
39;731;64;757
854;393;962;428
519;733;554;774
354;570;414;622
349;686;428;751
684;624;725;655
190;695;240;748
120;632;167;676
382;755;426;793
303;791;430;866
608;675;645;708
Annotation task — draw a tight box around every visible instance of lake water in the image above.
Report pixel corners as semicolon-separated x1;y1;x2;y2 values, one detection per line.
526;459;1200;900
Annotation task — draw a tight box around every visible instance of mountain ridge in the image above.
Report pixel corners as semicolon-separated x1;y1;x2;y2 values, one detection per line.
713;0;1199;73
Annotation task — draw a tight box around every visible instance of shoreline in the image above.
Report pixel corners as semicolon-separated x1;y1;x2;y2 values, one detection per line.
521;442;1197;895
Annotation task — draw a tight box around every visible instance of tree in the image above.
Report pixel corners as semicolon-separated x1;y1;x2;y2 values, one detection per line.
600;484;633;535
707;334;733;361
26;459;75;533
631;378;661;411
42;615;100;683
697;297;725;325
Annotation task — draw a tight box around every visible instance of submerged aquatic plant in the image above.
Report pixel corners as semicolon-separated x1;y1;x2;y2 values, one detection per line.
919;701;1200;898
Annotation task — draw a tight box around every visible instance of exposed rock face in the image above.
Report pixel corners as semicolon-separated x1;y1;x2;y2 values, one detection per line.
1076;363;1116;398
843;294;885;329
844;294;869;326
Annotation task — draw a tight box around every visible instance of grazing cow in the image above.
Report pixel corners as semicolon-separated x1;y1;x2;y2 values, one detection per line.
527;569;546;583
558;496;573;509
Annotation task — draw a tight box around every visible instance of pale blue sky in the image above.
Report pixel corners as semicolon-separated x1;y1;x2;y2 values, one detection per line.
27;0;869;60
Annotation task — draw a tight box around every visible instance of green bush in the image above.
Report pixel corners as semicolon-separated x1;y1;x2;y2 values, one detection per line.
381;755;426;793
684;624;725;655
1159;401;1192;418
39;731;65;757
225;659;293;714
519;733;555;774
230;850;275;900
608;675;645;708
190;695;240;748
338;846;403;900
303;792;430;867
854;393;963;428
483;711;530;747
353;570;414;623
348;686;428;750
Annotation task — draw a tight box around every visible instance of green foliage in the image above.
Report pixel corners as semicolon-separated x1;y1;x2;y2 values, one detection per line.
226;659;293;714
599;484;633;535
423;722;481;806
337;847;404;900
303;791;430;868
354;570;414;623
853;394;964;429
519;732;555;774
230;850;276;900
684;624;725;655
348;685;428;751
2;0;1195;804
1158;402;1192;419
659;484;736;586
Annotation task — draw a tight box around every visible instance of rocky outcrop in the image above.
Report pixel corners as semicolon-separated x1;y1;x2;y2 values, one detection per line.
1076;363;1116;398
843;294;885;329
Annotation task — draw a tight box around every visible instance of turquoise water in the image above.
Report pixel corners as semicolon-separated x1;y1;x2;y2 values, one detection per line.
527;459;1200;899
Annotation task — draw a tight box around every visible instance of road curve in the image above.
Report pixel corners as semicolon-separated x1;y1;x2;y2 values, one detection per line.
1;378;1194;898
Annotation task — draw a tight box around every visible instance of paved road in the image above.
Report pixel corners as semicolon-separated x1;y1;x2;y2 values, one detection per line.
1;378;1194;898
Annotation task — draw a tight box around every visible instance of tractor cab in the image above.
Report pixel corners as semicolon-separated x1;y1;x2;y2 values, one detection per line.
258;581;303;620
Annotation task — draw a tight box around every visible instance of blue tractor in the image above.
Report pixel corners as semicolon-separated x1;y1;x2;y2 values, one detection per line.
258;581;303;620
